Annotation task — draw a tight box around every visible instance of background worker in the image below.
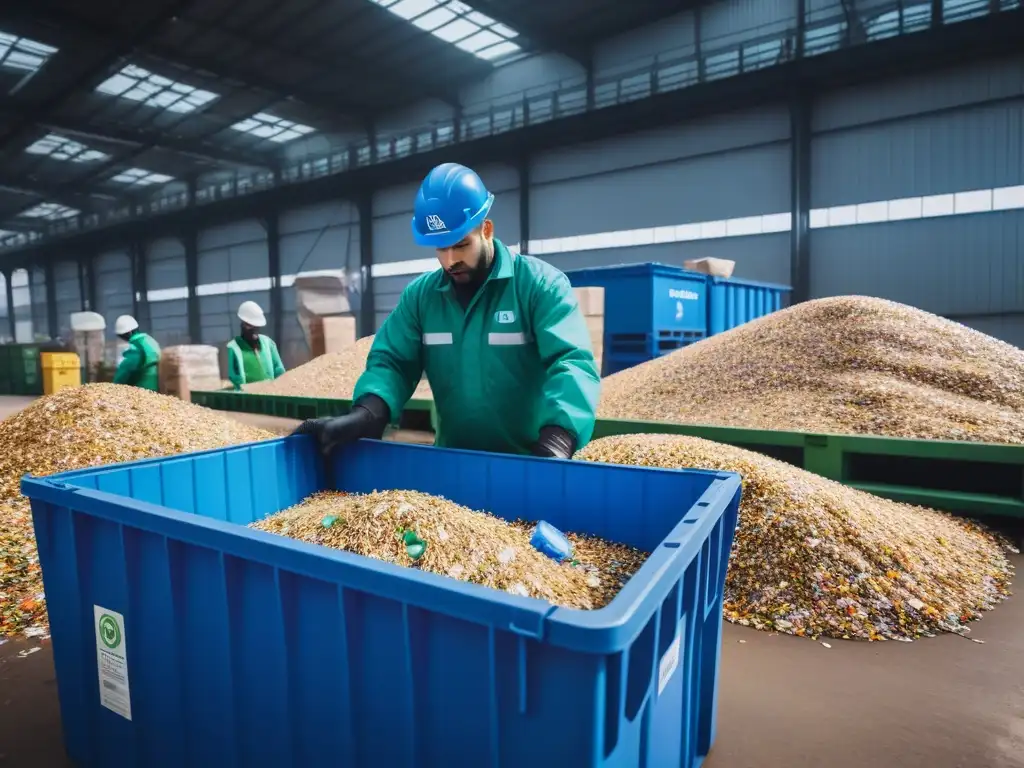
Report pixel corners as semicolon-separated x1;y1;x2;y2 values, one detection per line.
111;315;161;391
227;300;285;391
296;162;600;459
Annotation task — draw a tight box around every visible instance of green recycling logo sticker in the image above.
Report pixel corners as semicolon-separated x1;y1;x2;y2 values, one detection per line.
98;614;121;650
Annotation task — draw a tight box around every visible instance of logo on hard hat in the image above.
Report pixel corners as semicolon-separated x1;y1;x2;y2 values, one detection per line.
425;214;447;231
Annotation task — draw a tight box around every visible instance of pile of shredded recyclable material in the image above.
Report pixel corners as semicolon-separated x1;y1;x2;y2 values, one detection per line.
0;384;274;639
576;434;1015;641
598;296;1024;444
252;490;647;609
247;335;433;400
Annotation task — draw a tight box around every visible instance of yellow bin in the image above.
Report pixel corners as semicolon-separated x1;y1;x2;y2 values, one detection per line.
41;352;82;395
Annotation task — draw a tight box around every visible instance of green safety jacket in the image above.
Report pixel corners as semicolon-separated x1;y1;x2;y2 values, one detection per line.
227;335;285;391
112;331;161;391
353;239;601;455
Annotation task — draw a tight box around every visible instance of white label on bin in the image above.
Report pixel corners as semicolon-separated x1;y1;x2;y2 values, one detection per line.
657;623;683;696
94;605;132;721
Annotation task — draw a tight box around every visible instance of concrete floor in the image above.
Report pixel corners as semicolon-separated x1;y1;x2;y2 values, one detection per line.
1;395;1023;766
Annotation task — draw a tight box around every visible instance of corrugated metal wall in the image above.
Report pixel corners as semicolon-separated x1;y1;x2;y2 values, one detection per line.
196;220;269;346
530;106;792;284
809;57;1024;346
93;250;134;339
53;261;82;341
279;200;360;366
146;238;189;345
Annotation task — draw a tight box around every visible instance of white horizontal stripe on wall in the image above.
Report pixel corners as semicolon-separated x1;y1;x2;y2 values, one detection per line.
144;183;1024;298
810;185;1024;228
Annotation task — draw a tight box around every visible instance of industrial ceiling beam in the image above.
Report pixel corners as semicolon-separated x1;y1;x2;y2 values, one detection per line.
460;0;592;66
198;13;464;110
1;5;378;123
0;0;199;154
0;180;115;212
41;118;266;169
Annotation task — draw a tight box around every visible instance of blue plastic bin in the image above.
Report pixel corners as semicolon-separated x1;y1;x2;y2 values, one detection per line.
567;263;710;337
566;262;791;374
707;276;791;336
22;438;741;768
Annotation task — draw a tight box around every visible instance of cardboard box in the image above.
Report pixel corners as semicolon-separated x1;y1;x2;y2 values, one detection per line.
159;345;222;401
684;257;735;278
309;315;357;357
573;287;605;317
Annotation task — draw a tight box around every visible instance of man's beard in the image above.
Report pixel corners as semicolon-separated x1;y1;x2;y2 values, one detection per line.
449;242;492;284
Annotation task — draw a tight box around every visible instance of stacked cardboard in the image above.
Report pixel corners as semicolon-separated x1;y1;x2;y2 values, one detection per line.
309;315;357;357
158;345;222;401
573;287;605;376
684;257;735;278
293;273;357;359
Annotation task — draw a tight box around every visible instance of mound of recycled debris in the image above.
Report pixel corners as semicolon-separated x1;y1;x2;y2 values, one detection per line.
576;433;1015;641
0;384;274;638
247;335;433;400
252;490;647;609
598;296;1024;444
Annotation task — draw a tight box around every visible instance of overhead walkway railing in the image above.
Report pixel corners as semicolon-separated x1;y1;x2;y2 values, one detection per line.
0;0;1018;253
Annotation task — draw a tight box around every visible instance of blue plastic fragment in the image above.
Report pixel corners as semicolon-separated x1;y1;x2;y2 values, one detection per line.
530;520;574;562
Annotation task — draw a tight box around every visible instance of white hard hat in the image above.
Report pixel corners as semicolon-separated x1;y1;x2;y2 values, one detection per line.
237;300;267;328
114;315;139;335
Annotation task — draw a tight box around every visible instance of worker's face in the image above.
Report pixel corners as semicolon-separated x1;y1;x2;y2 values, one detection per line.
117;333;132;343
240;322;259;340
436;219;494;284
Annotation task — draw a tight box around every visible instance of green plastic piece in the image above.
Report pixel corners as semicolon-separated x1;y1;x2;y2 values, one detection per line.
403;529;427;561
321;515;339;528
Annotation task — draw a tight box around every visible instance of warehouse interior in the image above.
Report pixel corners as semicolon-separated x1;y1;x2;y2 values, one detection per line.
1;0;1023;766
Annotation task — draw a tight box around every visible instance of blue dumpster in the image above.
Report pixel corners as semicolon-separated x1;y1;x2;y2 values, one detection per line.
566;262;791;374
23;437;740;768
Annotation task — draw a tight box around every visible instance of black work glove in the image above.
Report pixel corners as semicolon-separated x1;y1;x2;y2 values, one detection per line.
292;394;391;457
531;425;576;460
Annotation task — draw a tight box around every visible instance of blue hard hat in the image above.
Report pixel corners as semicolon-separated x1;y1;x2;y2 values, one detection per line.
411;163;495;248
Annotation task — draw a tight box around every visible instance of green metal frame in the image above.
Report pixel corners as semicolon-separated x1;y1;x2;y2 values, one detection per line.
189;390;1024;520
593;418;1024;520
190;390;438;432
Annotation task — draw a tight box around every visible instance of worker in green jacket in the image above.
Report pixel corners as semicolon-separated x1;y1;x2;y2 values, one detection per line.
295;162;601;459
227;300;286;391
112;315;161;391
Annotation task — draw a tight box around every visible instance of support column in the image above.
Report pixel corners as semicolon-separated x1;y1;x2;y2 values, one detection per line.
790;96;812;305
796;0;806;57
695;5;705;81
132;242;150;328
518;157;531;252
931;0;944;27
265;212;283;344
585;46;596;110
44;260;58;340
4;269;14;342
184;230;201;343
358;193;375;337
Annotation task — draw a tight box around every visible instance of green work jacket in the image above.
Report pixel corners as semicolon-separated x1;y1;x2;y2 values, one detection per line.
227;335;285;391
353;239;601;454
112;331;161;391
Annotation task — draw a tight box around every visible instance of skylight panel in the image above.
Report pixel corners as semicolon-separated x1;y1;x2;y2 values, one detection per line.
96;64;218;114
0;31;58;74
25;133;109;163
230;112;316;143
20;202;79;220
368;0;521;61
110;168;175;186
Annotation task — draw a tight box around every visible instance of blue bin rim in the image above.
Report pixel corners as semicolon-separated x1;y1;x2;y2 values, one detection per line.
565;262;706;280
707;275;792;291
565;262;793;291
21;436;740;655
